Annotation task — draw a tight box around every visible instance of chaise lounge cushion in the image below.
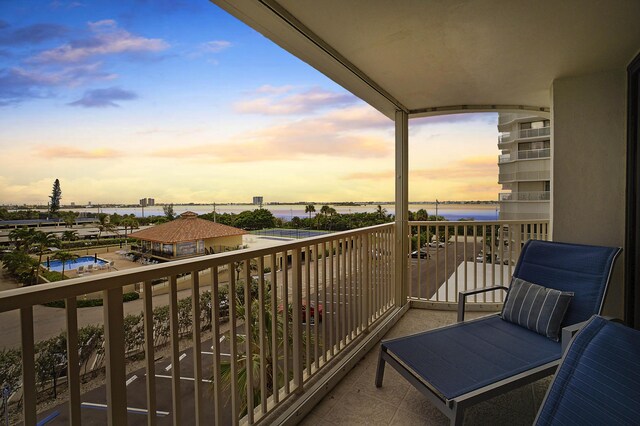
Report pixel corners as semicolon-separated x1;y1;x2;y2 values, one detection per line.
501;278;573;341
382;315;561;400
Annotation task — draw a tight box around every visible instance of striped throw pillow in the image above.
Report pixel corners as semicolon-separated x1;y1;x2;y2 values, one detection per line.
501;278;573;341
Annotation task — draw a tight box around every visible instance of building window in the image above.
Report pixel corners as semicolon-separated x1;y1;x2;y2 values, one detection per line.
544;181;551;192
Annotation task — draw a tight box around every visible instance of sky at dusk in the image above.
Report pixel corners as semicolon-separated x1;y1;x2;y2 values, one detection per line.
0;0;500;206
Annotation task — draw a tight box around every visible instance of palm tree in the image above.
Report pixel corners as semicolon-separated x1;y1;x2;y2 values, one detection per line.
61;230;78;244
8;227;36;251
31;232;61;284
53;251;79;280
304;204;315;220
121;217;139;239
96;214;116;244
376;204;387;219
213;286;308;416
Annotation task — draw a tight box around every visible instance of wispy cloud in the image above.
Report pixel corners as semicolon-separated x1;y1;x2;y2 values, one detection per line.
0;64;117;105
200;40;231;53
0;23;69;46
344;156;498;181
68;86;137;107
234;86;358;115
151;105;392;162
30;19;168;64
36;145;124;158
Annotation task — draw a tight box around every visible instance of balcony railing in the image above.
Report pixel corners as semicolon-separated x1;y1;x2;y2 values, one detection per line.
407;220;550;305
499;191;551;201
0;223;395;425
498;170;551;183
498;149;550;163
498;126;550;145
0;219;552;424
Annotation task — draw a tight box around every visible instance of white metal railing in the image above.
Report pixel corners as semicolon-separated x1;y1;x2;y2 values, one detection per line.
499;191;550;201
519;126;550;139
515;148;550;160
498;170;551;182
407;220;550;305
0;223;395;425
498;127;550;145
498;153;511;163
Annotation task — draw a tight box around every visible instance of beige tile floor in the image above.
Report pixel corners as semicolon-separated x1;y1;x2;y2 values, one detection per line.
300;309;551;426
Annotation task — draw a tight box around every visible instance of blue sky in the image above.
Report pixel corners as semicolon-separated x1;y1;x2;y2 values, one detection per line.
0;0;499;205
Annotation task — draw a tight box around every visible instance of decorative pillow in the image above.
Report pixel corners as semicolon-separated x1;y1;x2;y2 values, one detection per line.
501;278;573;341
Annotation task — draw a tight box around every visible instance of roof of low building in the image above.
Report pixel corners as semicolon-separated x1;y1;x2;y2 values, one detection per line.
129;211;246;243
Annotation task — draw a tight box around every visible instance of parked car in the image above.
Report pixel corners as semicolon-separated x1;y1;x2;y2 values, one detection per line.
279;300;323;324
428;241;446;248
411;248;430;259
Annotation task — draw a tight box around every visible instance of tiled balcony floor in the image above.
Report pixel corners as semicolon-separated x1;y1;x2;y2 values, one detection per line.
300;309;551;426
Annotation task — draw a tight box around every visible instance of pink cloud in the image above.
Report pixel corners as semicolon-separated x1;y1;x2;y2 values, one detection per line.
36;145;124;159
233;86;358;115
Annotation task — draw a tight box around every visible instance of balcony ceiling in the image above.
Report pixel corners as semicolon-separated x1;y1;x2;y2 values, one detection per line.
212;0;640;119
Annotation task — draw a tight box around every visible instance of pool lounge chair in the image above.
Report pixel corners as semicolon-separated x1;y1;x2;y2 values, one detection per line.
86;264;94;273
375;240;621;425
76;265;85;276
534;315;640;425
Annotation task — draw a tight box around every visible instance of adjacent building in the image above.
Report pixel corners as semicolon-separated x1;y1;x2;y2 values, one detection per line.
129;211;246;260
497;113;551;220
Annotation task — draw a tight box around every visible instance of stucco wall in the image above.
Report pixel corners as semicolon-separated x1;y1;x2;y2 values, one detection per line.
551;69;626;317
204;235;244;252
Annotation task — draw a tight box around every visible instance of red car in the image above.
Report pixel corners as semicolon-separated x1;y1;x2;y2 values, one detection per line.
278;300;324;323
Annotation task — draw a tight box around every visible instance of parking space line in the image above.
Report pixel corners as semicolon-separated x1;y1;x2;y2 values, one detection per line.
201;351;231;356
126;375;138;386
179;353;187;361
81;402;170;416
155;374;213;383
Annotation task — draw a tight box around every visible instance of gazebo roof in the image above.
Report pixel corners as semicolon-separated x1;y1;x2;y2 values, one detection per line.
129;211;246;244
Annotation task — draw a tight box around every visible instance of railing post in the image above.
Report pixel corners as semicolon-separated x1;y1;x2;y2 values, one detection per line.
395;109;409;307
292;247;304;394
20;307;36;426
103;287;127;425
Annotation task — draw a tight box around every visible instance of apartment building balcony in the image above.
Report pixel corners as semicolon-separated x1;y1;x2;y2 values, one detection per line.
499;191;551;201
498;170;551;183
498;148;551;163
498;127;551;147
0;219;553;425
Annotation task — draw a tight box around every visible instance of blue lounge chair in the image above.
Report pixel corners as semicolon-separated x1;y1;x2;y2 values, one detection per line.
535;315;640;425
375;240;621;425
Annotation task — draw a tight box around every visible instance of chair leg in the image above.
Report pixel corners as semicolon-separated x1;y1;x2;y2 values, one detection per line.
375;348;386;387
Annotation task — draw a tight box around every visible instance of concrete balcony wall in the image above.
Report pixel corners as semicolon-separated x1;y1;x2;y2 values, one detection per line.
551;69;627;318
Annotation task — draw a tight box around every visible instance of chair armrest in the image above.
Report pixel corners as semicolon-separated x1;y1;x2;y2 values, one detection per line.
457;285;508;322
561;321;586;353
561;317;623;353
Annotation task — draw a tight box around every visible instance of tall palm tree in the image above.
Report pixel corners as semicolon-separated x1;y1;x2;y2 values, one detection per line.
96;213;116;244
8;227;36;251
304;204;315;220
53;251;79;280
31;232;61;284
121;217;139;239
61;230;78;243
213;287;309;416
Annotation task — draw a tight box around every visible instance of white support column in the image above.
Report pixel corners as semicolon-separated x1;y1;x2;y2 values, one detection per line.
395;110;409;307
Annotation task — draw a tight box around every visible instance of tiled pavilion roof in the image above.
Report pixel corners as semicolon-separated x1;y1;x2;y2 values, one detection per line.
129;211;246;243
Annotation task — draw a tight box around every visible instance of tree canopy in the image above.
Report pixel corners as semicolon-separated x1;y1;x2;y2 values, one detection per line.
49;179;62;215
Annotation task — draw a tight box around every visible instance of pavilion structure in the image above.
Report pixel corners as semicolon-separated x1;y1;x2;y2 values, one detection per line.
129;211;246;260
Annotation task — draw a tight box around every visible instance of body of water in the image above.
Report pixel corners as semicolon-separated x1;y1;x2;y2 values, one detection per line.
50;203;499;221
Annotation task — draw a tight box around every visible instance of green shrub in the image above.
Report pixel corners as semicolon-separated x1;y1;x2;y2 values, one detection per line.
43;292;139;308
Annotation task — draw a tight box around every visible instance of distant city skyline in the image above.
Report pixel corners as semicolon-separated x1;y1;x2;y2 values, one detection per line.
0;1;500;205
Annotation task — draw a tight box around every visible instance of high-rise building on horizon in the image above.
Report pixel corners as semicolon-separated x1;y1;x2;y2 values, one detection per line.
497;113;551;220
139;197;155;207
253;196;264;206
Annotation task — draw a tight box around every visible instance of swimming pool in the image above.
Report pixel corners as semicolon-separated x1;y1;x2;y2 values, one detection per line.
44;256;108;272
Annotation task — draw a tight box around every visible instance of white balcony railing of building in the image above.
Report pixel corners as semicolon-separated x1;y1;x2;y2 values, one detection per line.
498;126;550;145
407;220;550;305
0;223;395;425
498;149;550;164
499;191;551;201
498;170;551;183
